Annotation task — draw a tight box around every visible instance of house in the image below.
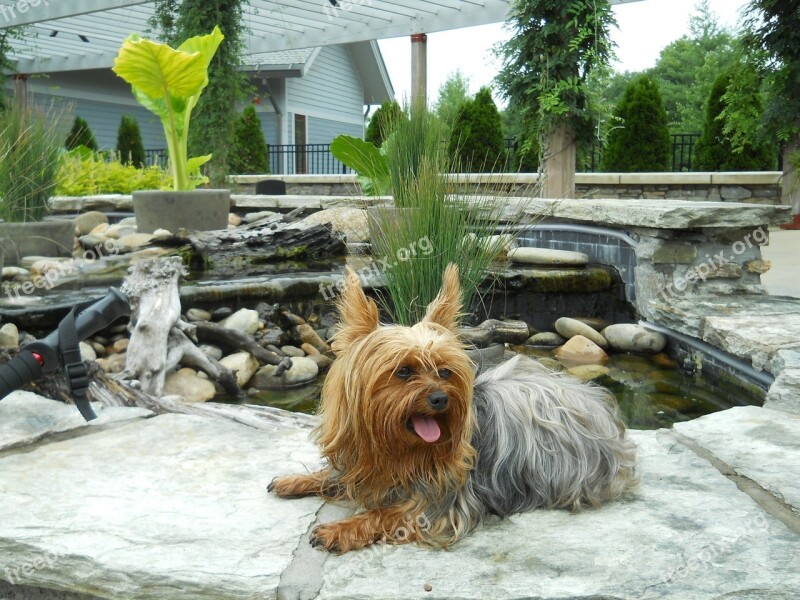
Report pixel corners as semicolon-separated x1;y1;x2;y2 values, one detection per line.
17;41;393;174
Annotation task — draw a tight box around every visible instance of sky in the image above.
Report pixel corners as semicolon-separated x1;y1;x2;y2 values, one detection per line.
376;0;750;107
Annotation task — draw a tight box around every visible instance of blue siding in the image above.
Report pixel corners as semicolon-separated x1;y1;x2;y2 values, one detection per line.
307;116;362;145
258;109;279;146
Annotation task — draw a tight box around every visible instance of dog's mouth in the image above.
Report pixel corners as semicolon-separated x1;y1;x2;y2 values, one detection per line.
406;414;442;443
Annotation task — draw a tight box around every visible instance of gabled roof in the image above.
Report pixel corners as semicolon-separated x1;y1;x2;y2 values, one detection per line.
1;0;644;76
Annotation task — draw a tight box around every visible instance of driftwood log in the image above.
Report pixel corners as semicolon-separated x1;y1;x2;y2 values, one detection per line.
458;319;531;347
121;257;241;397
194;322;292;376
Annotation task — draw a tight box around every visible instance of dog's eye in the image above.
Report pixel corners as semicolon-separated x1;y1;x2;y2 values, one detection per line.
395;366;414;379
438;368;452;380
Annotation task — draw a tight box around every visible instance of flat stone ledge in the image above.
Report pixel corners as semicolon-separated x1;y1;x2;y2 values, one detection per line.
711;172;782;185
675;406;800;516
619;172;713;185
0;392;152;452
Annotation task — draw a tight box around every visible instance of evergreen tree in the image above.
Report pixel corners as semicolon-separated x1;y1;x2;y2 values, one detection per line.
695;70;774;171
448;87;506;173
65;116;98;151
117;115;146;168
434;70;471;142
602;75;671;172
229;105;270;174
365;100;403;147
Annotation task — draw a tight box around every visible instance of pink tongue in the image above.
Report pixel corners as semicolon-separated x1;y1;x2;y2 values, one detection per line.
411;415;441;443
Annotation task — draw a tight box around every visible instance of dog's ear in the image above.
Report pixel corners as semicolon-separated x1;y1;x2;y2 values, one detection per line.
423;264;462;331
334;266;379;348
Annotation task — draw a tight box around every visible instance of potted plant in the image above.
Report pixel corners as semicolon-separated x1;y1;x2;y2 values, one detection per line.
112;26;230;233
0;101;75;265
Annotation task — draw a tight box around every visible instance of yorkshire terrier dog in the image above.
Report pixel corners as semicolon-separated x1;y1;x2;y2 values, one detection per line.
269;265;637;553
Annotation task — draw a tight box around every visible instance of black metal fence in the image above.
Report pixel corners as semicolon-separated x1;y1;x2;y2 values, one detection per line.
267;144;349;175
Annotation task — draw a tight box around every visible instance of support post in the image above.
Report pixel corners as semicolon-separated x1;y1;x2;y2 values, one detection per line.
13;75;28;109
780;135;800;229
411;33;427;109
542;123;577;199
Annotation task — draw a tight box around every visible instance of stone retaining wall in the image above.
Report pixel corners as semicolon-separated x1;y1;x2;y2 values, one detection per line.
229;173;785;205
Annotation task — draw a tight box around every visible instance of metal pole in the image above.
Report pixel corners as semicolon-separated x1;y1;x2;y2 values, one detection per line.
411;33;428;109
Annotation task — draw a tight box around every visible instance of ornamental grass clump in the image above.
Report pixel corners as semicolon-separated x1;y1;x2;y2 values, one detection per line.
0;102;66;223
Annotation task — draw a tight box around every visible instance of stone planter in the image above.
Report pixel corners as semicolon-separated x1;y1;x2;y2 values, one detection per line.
0;220;76;265
133;189;231;234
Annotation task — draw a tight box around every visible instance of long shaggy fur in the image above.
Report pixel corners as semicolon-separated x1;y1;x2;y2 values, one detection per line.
269;265;638;553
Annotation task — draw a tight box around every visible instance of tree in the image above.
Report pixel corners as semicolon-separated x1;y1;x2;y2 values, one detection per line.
365;100;403;147
496;0;616;197
229;105;270;174
154;0;249;187
734;0;800;216
65;116;99;151
448;87;506;172
602;75;671;172
117;115;146;168
0;28;23;113
434;70;472;142
694;69;774;171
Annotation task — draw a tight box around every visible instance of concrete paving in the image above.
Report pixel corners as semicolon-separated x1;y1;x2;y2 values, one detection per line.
0;394;798;600
762;229;800;298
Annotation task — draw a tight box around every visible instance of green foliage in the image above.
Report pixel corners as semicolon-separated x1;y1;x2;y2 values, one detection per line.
330;135;391;196
229;105;270;175
117;115;146;168
602;75;671;172
695;69;775;171
365;100;404;147
496;0;616;147
373;108;511;325
56;150;172;196
448;87;506;172
501;101;541;172
65;116;99;152
0;102;66;223
113;26;223;191
434;70;472;142
0;28;23;113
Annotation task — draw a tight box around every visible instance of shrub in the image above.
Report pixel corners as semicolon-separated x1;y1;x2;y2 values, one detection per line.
0;102;65;222
117;115;146;168
602;75;670;172
56;151;172;196
694;70;775;171
365;100;404;147
229;105;270;174
448;87;507;172
65;116;99;151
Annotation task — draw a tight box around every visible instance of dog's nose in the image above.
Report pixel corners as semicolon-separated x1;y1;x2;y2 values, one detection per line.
427;391;449;411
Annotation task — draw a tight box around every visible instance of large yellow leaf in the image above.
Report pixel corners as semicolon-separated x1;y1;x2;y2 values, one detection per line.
178;26;224;70
113;35;206;101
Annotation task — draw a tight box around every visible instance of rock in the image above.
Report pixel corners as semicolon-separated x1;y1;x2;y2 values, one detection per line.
260;328;284;346
281;345;306;358
221;309;261;336
104;224;137;239
250;357;319;390
90;222;109;235
745;259;772;274
536;357;565;372
164;368;217;402
1;267;30;280
114;233;155;254
75;211;108;236
228;213;243;227
219;352;259;387
554;317;608;349
554;335;608;366
187;308;213;322
78;233;109;250
244;210;279;224
301;343;320;356
720;185;752;200
0;323;19;350
113;338;130;354
601;324;667;355
79;341;97;362
573;317;609;332
526;332;565;347
97;353;127;374
212;307;234;322
299;207;369;243
508;247;589;267
652;352;678;369
152;228;173;241
566;364;610;382
29;259;63;278
199;344;223;361
91;341;107;357
306;354;334;370
287;323;332;355
118;217;138;227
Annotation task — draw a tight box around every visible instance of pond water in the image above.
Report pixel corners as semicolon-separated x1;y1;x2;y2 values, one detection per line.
231;349;760;431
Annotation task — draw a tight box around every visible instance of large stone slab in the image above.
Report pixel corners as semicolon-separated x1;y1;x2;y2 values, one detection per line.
316;430;800;600
675;406;800;515
702;313;800;372
0;392;152;452
0;413;324;599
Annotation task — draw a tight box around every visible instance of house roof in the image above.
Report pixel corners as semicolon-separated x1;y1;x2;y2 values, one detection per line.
0;0;645;76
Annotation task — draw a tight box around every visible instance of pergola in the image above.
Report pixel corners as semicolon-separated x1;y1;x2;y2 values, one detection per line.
1;0;644;102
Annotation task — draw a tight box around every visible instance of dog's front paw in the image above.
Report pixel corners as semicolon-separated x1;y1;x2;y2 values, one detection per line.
268;474;312;498
310;522;374;554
